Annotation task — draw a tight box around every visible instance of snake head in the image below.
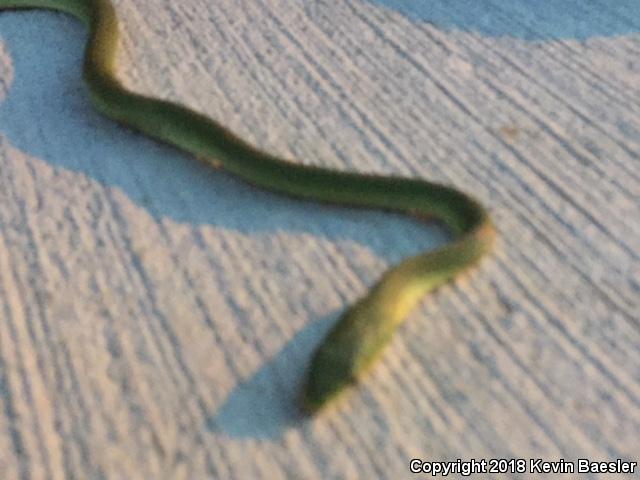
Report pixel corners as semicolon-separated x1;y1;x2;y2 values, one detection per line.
303;339;358;414
302;296;398;414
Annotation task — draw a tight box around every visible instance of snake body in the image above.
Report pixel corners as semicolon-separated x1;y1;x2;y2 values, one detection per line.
1;0;495;413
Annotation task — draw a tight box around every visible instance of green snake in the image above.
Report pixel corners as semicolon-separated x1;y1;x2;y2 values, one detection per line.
0;0;495;413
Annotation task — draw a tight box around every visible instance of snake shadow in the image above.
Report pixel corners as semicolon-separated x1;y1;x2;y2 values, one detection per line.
207;313;337;439
0;11;446;246
0;12;448;440
369;0;639;40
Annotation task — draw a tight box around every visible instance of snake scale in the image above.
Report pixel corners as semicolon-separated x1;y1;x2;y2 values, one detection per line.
0;0;495;413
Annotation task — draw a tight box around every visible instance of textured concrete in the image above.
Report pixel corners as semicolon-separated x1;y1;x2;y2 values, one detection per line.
0;0;638;478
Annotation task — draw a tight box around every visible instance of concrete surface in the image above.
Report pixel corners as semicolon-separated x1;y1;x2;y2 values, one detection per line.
0;0;638;478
